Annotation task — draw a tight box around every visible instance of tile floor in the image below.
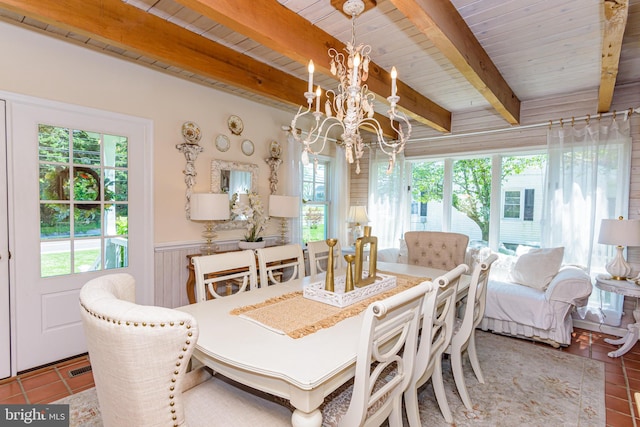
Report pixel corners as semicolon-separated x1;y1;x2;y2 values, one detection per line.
0;328;639;426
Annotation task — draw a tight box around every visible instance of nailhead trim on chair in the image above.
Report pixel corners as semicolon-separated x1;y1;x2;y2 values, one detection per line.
80;303;196;427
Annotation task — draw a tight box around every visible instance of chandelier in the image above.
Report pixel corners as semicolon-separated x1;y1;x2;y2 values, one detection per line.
289;0;411;175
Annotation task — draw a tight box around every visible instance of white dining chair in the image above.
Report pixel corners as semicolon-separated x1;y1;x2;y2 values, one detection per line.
192;250;258;301
444;253;498;410
79;273;292;427
404;263;469;426
307;239;344;276
255;243;305;287
321;280;438;427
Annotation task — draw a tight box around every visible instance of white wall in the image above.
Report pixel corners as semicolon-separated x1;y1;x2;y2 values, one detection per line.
0;20;295;246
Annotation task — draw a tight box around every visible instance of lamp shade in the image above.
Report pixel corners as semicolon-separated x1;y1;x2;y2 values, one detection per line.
348;206;369;224
190;193;230;221
598;218;640;247
269;195;300;218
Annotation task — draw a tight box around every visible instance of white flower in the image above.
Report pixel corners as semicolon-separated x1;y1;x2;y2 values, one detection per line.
232;192;268;242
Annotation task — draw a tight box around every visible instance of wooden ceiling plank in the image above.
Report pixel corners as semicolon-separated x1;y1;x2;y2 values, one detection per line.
598;0;629;113
0;0;395;136
389;0;521;125
173;0;452;132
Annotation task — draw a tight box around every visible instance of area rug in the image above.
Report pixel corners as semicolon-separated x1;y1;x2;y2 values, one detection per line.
411;330;605;426
52;331;605;426
52;388;102;427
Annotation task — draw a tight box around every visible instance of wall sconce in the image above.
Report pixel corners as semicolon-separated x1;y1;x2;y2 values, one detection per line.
598;216;640;280
269;195;300;245
348;205;370;245
176;121;204;219
190;192;230;255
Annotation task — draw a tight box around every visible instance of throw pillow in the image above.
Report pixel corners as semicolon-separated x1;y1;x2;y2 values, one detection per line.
509;247;565;290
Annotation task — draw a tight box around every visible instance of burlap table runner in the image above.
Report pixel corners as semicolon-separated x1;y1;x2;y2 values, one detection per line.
230;271;430;339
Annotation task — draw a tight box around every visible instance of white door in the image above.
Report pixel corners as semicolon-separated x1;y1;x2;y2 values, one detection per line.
8;95;153;372
0;100;10;379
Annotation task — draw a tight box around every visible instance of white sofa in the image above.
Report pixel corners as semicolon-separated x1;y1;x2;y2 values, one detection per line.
479;262;592;348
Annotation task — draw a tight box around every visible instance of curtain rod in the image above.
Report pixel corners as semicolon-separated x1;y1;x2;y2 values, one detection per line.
408;106;639;143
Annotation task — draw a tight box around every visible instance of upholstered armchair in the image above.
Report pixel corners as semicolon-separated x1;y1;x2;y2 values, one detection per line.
79;273;291;426
480;248;592;347
404;231;469;270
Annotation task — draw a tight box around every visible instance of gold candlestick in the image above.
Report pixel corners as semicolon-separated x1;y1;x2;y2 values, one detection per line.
324;238;337;292
344;254;355;292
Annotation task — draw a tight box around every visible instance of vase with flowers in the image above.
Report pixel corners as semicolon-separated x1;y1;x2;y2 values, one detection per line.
231;192;268;249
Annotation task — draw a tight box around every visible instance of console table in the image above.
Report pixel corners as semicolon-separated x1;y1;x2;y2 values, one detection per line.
595;274;640;358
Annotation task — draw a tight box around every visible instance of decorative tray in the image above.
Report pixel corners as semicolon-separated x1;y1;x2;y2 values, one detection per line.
303;273;397;308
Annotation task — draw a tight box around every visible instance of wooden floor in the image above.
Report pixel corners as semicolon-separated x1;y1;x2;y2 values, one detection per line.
1;327;639;426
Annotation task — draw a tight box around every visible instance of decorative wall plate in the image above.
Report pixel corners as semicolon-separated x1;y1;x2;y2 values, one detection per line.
241;139;254;156
227;115;244;135
215;134;230;152
181;121;202;144
269;140;282;158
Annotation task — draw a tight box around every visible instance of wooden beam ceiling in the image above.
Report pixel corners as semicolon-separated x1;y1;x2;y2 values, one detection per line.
0;0;399;136
599;0;629;113
174;0;452;133
388;0;521;125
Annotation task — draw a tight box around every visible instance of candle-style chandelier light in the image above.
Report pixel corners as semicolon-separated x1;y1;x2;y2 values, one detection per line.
289;0;411;175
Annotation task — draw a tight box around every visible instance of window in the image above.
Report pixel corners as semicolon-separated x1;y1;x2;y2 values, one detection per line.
503;190;521;219
407;153;545;254
301;159;329;243
503;189;535;220
409;160;444;231
39;124;129;277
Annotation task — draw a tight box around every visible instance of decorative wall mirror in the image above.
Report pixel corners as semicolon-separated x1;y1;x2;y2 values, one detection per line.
210;160;259;230
211;160;258;195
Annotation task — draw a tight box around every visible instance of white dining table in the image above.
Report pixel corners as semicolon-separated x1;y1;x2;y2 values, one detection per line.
176;262;469;427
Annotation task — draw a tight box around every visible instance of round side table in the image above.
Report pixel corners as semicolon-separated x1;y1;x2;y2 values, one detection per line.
595;274;640;358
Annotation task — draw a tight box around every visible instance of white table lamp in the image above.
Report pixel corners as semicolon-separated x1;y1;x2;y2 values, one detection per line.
348;205;370;244
598;216;640;280
190;192;230;254
269;195;299;245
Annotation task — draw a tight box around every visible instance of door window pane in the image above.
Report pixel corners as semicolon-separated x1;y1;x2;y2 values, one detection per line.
40;204;70;239
38;125;69;162
38;124;129;277
72;130;101;165
74;239;101;273
41;240;71;277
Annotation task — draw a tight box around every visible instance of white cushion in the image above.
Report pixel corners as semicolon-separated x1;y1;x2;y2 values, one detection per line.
509;247;564;290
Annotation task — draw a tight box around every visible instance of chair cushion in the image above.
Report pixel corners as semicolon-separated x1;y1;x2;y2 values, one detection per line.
183;376;291;426
509;247;564;290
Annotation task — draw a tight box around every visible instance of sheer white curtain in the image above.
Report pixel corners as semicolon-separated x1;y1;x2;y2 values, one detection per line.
330;146;349;244
368;150;407;249
542;117;631;326
285;132;302;244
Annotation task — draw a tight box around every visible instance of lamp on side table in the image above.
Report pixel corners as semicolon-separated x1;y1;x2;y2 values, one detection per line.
269;195;299;245
598;216;640;280
190;192;230;255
